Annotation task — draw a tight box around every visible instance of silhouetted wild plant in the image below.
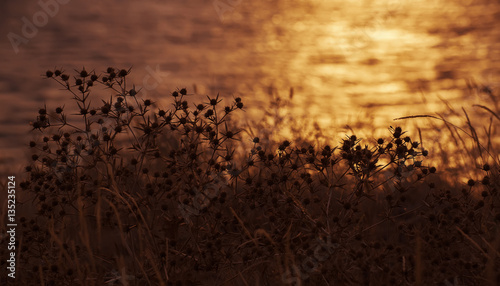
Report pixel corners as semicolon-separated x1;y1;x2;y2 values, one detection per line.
6;68;499;285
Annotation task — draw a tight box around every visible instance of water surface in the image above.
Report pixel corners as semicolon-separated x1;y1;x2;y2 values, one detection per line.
1;0;499;169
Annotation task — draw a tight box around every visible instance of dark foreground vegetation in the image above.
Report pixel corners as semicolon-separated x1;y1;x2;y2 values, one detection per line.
2;68;499;285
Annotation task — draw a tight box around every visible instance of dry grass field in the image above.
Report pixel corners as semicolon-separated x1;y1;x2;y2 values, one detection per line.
1;68;499;285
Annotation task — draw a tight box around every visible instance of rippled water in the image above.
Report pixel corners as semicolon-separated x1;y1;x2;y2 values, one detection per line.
1;0;499;169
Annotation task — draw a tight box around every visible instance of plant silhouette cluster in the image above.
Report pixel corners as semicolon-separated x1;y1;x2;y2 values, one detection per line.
4;68;499;285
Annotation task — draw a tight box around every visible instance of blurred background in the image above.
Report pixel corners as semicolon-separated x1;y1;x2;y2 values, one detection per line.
0;0;499;171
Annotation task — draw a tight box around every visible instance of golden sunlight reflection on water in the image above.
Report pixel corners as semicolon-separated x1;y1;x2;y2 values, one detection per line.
0;0;499;171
